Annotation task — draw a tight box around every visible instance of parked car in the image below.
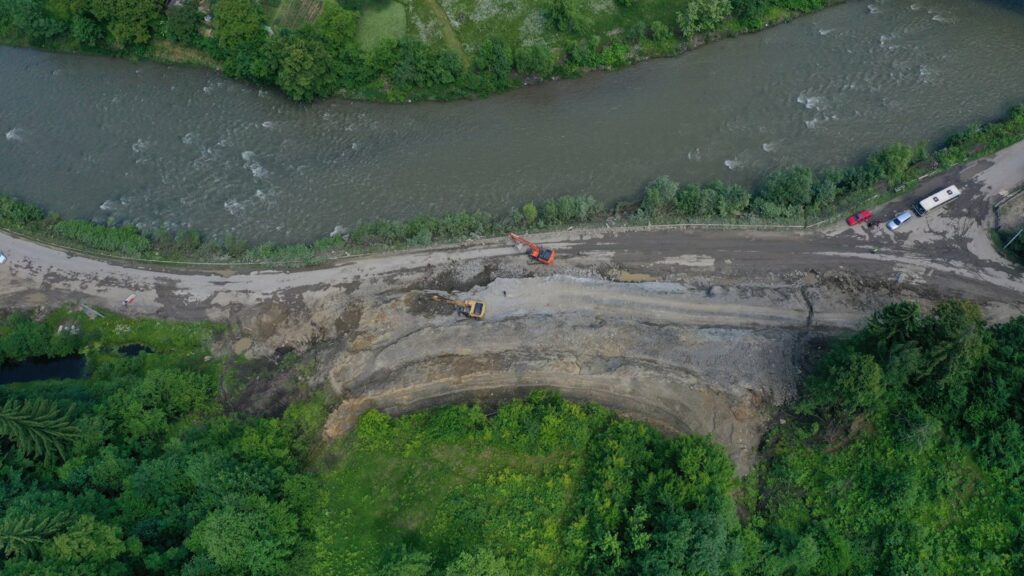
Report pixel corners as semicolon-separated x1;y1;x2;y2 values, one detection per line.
0;251;6;265
846;210;872;226
886;210;914;231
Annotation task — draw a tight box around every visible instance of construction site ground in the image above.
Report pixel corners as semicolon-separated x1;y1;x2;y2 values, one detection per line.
3;141;1024;473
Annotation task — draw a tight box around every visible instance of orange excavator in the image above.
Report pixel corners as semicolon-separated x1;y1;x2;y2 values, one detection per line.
508;233;556;265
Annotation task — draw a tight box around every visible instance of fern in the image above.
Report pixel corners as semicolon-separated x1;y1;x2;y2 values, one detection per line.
0;398;77;464
0;512;70;558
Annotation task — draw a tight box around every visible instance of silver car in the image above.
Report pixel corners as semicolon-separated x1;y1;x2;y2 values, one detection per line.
0;251;7;265
886;210;913;231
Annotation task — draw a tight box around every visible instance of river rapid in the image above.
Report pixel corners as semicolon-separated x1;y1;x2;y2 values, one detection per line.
2;0;1024;242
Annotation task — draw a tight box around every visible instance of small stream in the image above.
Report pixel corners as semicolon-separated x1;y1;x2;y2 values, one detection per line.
0;356;86;385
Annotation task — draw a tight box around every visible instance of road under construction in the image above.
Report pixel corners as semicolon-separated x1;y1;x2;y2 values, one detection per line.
2;141;1023;472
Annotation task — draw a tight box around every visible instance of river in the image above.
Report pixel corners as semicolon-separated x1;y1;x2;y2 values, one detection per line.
2;0;1023;242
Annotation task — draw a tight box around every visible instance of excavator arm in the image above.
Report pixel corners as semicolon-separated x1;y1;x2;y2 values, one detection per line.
508;233;556;265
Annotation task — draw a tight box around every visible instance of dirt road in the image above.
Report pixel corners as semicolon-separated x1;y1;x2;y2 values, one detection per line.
2;141;1023;472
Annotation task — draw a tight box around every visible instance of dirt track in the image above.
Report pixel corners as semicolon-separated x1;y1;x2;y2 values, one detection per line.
2;142;1023;472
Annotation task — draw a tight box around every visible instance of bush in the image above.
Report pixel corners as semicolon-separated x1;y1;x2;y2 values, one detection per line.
546;0;590;34
566;36;600;69
50;220;152;258
0;195;45;227
521;202;539;226
758;165;815;210
649;20;673;43
868;143;916;186
475;36;514;89
599;42;629;68
676;0;732;40
165;0;202;45
640;176;678;216
514;45;555;77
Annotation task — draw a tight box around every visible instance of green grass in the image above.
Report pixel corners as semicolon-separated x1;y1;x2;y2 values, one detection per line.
356;1;409;48
305;407;576;575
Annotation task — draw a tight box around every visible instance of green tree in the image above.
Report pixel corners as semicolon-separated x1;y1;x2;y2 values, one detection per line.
213;0;268;78
185;495;298;576
677;0;732;40
759;165;815;209
868;142;915;185
87;0;161;49
276;36;334;102
70;14;103;47
475;36;514;88
166;0;202;45
378;548;433;575
444;549;511;576
0;513;70;558
641;176;679;216
0;398;77;463
45;515;126;565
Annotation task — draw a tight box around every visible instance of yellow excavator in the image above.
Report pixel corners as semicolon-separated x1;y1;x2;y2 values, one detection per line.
432;295;486;320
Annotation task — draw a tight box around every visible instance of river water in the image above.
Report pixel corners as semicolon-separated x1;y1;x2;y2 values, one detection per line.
2;0;1023;242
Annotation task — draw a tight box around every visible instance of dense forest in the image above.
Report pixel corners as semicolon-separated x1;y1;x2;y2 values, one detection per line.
1;299;1022;574
0;0;831;102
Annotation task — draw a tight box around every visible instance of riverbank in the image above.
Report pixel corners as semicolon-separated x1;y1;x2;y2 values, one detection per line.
3;133;1023;481
0;0;842;103
2;103;1022;268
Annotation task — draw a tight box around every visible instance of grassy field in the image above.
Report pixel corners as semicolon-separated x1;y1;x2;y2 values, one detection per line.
356;1;409;48
303;406;578;575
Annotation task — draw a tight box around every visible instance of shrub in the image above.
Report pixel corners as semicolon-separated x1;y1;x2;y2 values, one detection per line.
0;195;45;228
677;0;732;40
649;20;673;43
50;220;152;258
521;202;539;226
566;36;600;69
599;42;629;68
640;176;678;216
475;36;515;89
868;143;915;185
546;0;590;34
514;45;555;77
758;165;815;210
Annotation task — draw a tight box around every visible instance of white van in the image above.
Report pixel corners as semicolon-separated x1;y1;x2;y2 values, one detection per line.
913;185;961;216
887;211;913;231
0;251;7;265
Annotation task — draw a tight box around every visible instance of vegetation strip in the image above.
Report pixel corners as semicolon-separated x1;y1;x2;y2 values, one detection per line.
2;104;1022;268
0;0;844;103
2;299;1023;573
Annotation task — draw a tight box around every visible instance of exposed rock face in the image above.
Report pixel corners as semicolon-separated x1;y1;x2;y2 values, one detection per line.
321;276;845;474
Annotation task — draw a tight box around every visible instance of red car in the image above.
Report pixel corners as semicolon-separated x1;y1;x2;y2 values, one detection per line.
846;210;872;226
